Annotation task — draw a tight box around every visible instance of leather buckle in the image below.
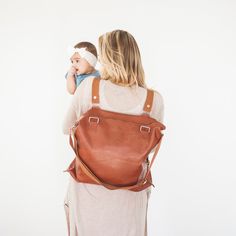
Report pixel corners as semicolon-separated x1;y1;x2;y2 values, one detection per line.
89;116;100;124
140;125;151;133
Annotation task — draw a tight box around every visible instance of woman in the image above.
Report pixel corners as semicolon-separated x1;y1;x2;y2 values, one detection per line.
62;29;164;236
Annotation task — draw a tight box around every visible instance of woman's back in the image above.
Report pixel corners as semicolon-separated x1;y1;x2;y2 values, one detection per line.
62;76;164;236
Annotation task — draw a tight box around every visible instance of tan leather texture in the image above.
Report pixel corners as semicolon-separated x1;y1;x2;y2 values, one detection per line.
64;77;166;192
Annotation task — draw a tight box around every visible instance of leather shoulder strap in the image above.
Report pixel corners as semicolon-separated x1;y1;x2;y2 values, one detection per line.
92;78;154;113
91;77;101;104
143;89;154;113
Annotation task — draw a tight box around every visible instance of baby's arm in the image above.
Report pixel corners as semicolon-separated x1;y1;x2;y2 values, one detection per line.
66;66;77;94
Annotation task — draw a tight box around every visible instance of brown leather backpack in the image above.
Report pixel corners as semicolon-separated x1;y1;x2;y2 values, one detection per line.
63;77;166;192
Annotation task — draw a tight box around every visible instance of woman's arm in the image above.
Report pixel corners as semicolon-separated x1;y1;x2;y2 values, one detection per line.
149;91;165;154
62;102;77;135
62;76;95;134
151;91;164;123
62;80;87;135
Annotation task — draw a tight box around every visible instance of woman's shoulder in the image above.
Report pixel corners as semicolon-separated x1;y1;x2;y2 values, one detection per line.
73;77;165;123
150;89;165;123
73;76;98;95
152;89;164;106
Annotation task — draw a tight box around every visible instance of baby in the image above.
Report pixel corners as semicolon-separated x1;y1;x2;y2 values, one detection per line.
65;41;100;94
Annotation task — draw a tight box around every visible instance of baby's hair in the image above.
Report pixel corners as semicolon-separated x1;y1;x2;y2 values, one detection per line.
74;41;98;58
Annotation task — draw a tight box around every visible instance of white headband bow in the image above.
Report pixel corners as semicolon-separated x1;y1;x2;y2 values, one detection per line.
67;45;97;67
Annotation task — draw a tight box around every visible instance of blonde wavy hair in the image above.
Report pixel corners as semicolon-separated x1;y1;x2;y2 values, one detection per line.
98;30;147;89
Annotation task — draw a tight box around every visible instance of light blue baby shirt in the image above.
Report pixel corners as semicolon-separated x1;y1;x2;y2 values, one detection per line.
65;70;100;87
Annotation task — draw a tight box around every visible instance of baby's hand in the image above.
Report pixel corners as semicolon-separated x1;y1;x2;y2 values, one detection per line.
67;65;77;77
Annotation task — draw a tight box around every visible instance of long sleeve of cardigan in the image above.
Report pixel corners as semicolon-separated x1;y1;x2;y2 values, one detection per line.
62;79;87;135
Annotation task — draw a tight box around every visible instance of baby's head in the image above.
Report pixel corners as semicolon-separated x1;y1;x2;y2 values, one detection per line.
68;42;98;75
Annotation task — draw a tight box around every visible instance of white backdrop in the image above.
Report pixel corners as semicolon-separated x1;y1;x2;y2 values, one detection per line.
0;0;235;235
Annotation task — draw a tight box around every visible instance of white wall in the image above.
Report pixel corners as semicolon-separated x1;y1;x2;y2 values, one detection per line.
0;0;235;235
